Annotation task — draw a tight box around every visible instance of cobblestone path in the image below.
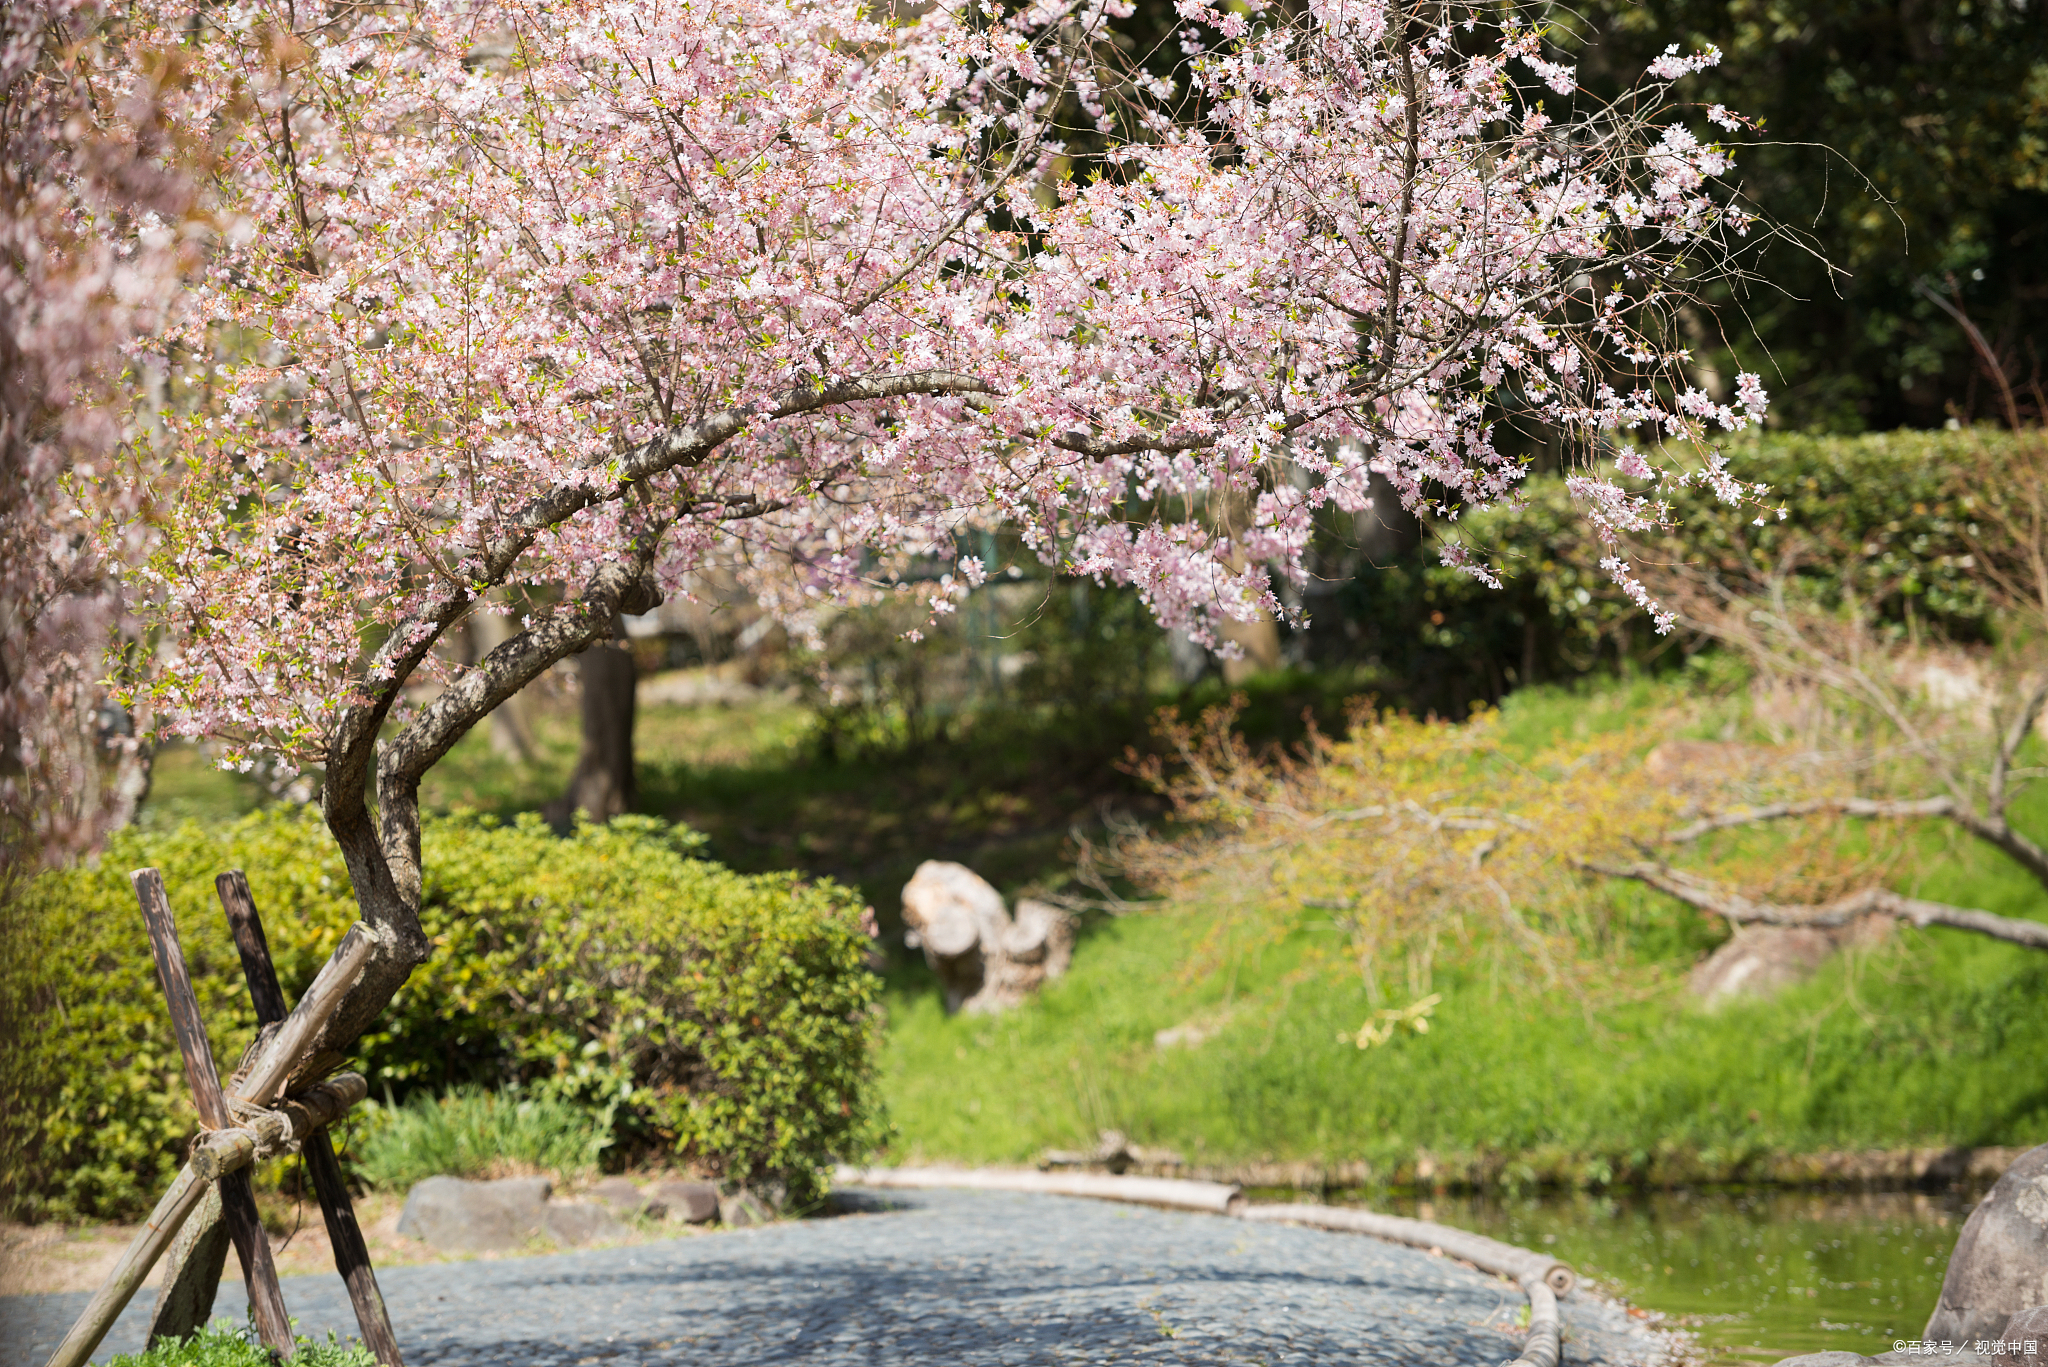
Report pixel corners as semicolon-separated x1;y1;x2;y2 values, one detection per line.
2;1188;1671;1367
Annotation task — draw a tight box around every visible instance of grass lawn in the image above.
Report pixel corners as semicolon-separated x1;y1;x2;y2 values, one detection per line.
872;678;2048;1182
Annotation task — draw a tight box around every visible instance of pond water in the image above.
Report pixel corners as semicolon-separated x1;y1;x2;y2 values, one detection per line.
1361;1188;1980;1365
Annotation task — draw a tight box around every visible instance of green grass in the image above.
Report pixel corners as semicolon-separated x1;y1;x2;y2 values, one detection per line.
871;677;2048;1183
106;1322;375;1367
347;1086;614;1192
134;668;2048;1184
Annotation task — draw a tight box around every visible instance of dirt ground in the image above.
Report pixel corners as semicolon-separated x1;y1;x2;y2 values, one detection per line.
0;1190;704;1297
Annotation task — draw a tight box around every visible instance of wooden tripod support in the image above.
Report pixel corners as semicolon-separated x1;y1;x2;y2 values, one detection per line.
39;869;402;1367
217;872;403;1366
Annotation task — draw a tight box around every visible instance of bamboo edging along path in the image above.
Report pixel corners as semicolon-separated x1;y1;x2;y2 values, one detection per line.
41;870;394;1367
841;1166;1573;1367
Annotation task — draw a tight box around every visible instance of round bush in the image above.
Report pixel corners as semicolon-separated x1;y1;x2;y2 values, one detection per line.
0;808;883;1219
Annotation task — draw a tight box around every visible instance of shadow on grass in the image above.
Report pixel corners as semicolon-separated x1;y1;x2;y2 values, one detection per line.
135;665;1392;968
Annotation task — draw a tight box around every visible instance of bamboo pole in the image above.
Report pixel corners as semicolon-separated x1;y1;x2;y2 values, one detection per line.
133;869;296;1357
841;1166;1244;1214
41;1165;209;1367
220;871;405;1367
41;1074;370;1367
1512;1279;1562;1367
1235;1202;1577;1296
235;922;374;1107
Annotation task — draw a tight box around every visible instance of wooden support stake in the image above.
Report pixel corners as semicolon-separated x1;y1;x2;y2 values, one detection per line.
134;869;296;1359
236;923;374;1107
219;871;405;1367
147;1181;230;1346
42;1164;210;1367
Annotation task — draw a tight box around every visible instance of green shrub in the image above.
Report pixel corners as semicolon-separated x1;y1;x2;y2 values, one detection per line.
1318;427;2014;708
105;1321;374;1367
1469;427;1995;641
348;1086;612;1192
1;808;883;1220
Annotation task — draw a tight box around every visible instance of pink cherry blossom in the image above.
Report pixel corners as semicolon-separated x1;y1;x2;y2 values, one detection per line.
65;0;1768;1010
2;0;204;878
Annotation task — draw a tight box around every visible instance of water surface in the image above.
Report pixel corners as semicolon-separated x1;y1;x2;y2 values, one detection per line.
1366;1189;1978;1365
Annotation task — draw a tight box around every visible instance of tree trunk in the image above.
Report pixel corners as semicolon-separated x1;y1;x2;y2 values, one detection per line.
900;862;1073;1014
1219;615;1282;683
549;636;637;824
466;607;536;762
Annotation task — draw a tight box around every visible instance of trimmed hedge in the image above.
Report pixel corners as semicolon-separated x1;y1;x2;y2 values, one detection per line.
1319;428;2012;707
0;809;883;1219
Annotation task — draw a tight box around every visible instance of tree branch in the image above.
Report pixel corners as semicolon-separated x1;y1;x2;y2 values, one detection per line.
1585;859;2048;951
306;367;998;1085
1664;796;1958;843
326;367;996;823
1990;675;2048;816
1661;792;2048;893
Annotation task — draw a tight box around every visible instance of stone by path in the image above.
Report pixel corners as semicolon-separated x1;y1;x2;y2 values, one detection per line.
0;1188;1676;1367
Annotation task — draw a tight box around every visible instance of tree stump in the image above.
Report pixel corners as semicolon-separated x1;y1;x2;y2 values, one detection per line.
900;862;1073;1014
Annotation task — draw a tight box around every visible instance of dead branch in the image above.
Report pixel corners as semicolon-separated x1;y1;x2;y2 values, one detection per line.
1659;792;2048;892
1664;796;1956;843
1989;675;2048;815
1585;859;2048;951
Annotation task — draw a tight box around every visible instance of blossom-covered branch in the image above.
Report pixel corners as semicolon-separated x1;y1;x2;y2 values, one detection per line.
93;0;1780;1073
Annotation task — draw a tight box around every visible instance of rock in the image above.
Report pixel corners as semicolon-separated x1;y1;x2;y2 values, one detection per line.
1040;1129;1184;1174
1997;1306;2048;1364
719;1188;774;1227
395;1176;551;1253
541;1199;628;1247
586;1177;662;1218
899;862;1074;1014
647;1179;720;1224
1766;1353;1875;1367
1005;898;1075;978
1690;926;1843;1004
1925;1145;2048;1343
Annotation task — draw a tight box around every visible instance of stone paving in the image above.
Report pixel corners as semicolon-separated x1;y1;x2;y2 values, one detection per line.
1;1188;1674;1367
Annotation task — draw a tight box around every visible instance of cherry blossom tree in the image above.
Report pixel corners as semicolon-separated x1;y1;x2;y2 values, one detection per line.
104;0;1769;1078
1;0;206;886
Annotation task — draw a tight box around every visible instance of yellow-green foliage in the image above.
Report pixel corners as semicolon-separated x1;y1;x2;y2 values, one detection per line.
1119;699;1688;1021
0;808;882;1219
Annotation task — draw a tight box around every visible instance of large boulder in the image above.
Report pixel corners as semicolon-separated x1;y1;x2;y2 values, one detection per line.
396;1176;551;1253
1690;926;1842;1004
900;862;1072;1014
1690;916;1891;1005
1925;1145;2048;1343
